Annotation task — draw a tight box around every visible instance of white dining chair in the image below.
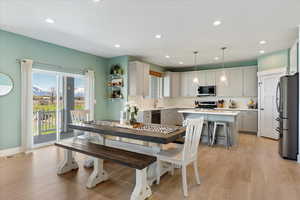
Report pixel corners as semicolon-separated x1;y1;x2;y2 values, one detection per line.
70;110;90;141
156;118;204;197
70;110;96;168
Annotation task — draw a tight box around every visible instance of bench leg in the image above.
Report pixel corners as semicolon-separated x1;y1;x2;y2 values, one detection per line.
131;168;152;200
57;149;79;175
86;158;109;188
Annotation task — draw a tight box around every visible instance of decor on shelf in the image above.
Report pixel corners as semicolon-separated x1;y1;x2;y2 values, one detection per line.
107;78;123;87
110;64;123;75
107;64;124;99
110;90;123;99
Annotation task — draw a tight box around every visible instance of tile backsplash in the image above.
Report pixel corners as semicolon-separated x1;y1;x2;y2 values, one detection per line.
128;96;258;110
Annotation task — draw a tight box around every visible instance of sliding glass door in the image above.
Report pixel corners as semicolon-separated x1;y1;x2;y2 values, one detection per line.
32;69;86;146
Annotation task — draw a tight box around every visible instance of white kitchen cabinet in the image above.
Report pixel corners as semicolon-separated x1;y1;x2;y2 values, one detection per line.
239;110;258;133
163;72;181;98
216;68;243;97
205;70;216;86
128;61;149;96
289;41;298;75
216;70;231;96
197;71;206;86
161;109;183;126
228;68;243;96
180;71;198;97
137;111;151;123
180;72;188;97
190;71;199;96
243;67;258;97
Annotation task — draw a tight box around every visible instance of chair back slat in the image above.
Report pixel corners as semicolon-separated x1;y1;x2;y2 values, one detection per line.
182;118;204;162
70;110;90;123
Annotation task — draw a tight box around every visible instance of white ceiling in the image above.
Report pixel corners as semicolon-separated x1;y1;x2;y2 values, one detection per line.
0;0;299;67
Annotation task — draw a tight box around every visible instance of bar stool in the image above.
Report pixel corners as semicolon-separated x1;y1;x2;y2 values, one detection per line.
211;121;230;148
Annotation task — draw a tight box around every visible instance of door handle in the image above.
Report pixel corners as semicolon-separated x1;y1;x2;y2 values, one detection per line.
260;108;264;111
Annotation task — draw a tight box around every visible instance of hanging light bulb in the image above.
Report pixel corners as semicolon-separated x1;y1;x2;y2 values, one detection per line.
193;77;199;83
220;47;228;85
193;51;199;84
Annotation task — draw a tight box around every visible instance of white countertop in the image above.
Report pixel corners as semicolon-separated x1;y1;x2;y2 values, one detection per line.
178;109;240;116
139;106;257;112
139;106;193;111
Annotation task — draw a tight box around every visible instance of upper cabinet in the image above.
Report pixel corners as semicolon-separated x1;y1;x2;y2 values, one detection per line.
243;67;258;97
180;72;189;97
128;61;150;97
163;72;181;98
180;71;198;97
228;68;243;96
205;70;216;86
289;41;298;75
179;66;257;97
216;66;257;97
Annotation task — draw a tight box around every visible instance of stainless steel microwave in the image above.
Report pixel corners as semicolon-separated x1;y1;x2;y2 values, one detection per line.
197;86;216;96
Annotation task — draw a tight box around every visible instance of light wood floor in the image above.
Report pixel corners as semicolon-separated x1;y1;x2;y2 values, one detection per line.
1;134;300;200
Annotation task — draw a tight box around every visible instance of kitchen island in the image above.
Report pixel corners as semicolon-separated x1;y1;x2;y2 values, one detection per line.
178;109;240;146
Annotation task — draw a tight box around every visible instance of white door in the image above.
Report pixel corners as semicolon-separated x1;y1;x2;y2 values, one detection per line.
259;74;282;139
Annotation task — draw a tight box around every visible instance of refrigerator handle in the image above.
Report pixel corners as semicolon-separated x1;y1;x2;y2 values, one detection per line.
276;82;280;112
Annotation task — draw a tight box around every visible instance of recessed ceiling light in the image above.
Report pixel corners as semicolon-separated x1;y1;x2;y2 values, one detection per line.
259;50;265;54
179;61;183;65
213;20;222;26
93;0;102;2
259;40;267;45
165;55;170;59
214;57;219;60
45;18;55;24
114;44;120;48
155;34;162;39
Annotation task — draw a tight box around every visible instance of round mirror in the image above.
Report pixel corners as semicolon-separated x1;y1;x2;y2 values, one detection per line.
0;73;13;96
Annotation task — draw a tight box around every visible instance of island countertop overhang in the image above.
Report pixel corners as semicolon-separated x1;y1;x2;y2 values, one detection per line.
178;109;240;116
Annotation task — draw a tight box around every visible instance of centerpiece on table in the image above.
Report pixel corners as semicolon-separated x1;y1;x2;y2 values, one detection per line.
120;103;140;127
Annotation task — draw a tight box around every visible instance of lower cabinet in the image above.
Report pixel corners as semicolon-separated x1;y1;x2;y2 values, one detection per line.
161;109;183;126
137;111;151;123
239;110;258;133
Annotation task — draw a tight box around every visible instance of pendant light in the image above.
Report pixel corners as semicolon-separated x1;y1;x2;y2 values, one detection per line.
193;51;199;84
220;47;228;85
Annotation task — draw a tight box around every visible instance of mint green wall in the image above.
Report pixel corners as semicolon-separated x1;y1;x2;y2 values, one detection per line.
0;30;109;150
257;49;289;71
167;60;257;72
106;56;129;120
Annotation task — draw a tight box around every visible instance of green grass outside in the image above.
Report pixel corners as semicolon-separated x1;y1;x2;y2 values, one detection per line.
33;103;84;136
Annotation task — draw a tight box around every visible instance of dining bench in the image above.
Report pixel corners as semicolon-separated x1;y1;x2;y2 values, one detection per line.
55;141;156;200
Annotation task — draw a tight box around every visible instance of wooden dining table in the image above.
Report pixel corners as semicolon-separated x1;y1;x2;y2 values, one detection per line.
67;120;186;185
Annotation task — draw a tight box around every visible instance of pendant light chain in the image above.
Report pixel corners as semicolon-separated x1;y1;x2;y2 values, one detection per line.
220;47;228;84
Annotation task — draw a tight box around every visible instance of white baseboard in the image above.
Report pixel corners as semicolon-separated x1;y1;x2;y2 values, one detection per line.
0;147;22;157
298;154;300;163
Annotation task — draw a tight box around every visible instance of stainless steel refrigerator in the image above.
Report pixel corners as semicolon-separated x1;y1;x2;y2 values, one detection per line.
276;73;298;160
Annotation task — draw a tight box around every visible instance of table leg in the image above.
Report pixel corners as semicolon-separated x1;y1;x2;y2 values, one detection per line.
57;149;79;175
146;144;172;185
131;168;152;200
84;134;106;168
86;157;109;188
